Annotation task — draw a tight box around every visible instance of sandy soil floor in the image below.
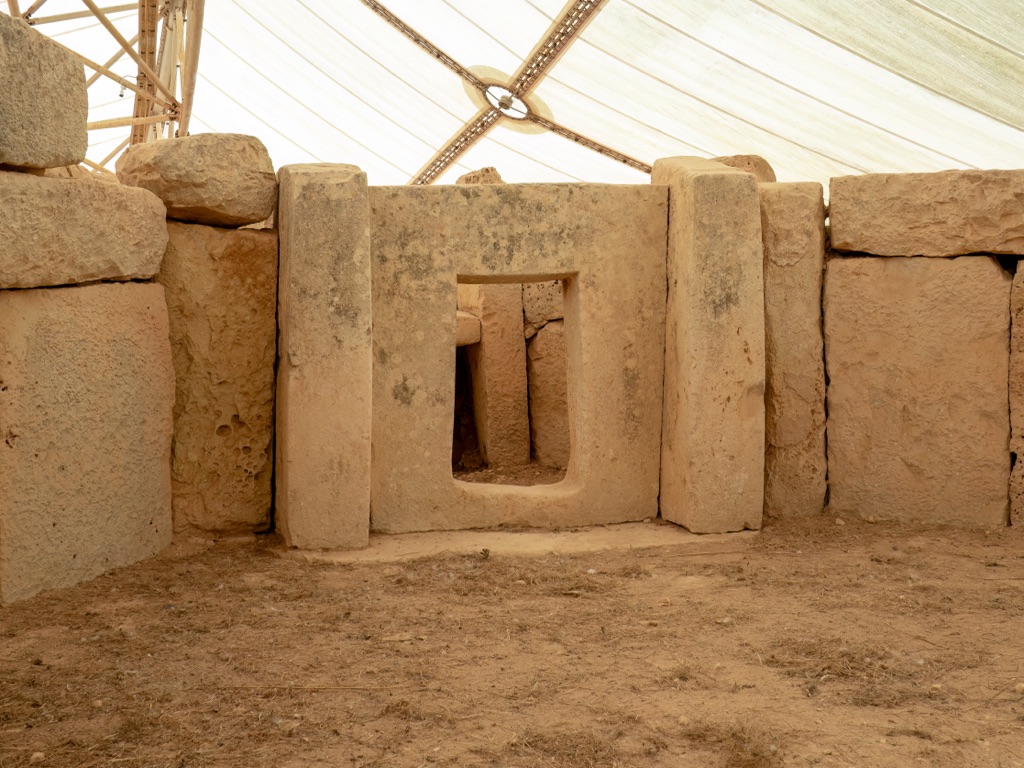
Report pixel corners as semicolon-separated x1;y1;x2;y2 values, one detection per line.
1;516;1023;767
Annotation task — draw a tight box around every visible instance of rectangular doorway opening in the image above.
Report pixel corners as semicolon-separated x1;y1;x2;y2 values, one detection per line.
452;279;570;486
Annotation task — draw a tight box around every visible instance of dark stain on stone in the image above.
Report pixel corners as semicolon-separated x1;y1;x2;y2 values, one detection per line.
393;375;415;406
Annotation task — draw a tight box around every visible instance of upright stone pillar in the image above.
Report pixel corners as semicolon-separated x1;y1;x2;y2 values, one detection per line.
456;283;530;468
653;158;765;532
276;165;372;548
760;182;827;518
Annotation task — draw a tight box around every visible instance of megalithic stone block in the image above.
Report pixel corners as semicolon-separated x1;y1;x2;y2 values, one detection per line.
0;171;168;289
0;13;87;169
1011;269;1024;527
116;134;278;227
829;170;1024;257
159;222;278;534
760;182;827;518
456;283;530;468
275;165;372;549
653;157;766;533
0;283;174;604
825;256;1010;526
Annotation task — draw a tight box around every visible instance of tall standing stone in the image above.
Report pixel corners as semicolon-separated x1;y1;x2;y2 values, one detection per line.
760;182;827;518
1008;269;1024;526
457;283;530;468
159;222;278;534
825;257;1010;526
276;165;372;549
0;283;174;603
0;14;87;169
527;320;569;469
653;158;765;533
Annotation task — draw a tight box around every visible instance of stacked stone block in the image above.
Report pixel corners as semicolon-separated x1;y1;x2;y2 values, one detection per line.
117;133;280;536
826;169;1023;526
0;15;174;602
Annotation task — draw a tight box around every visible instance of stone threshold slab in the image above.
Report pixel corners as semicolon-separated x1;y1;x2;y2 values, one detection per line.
276;522;758;564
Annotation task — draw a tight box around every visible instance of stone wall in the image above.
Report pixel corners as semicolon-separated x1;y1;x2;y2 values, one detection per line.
0;18;175;602
0;16;281;601
825;170;1022;526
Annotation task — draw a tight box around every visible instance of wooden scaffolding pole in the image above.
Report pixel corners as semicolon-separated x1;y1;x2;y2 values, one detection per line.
85;34;140;88
67;47;174;109
29;4;136;25
88;113;171;130
20;0;49;19
131;0;160;143
176;0;203;137
98;136;130;167
80;0;178;106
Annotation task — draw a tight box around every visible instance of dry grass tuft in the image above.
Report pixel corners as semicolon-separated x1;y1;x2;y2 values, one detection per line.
504;726;620;767
390;552;614;598
679;720;784;768
763;636;979;707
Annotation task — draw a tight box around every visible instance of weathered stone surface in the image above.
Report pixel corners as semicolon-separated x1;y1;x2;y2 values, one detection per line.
456;167;504;185
1008;269;1024;526
760;182;827;518
159;223;277;534
116;134;277;227
0;171;168;289
712;155;776;183
369;183;667;532
653;157;765;533
0;283;174;603
457;284;530;468
825;256;1010;526
523;280;564;330
830;170;1024;256
276;165;371;549
527;320;570;469
455;310;481;346
0;14;87;169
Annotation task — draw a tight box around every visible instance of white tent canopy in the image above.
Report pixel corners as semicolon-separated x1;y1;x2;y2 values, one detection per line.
5;0;1024;189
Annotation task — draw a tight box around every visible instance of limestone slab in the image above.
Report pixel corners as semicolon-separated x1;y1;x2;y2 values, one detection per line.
1009;269;1024;527
0;283;174;603
760;182;827;518
455;310;481;346
0;14;87;169
523;280;564;329
527;320;570;469
0;171;168;289
116;134;277;227
712;155;777;183
159;223;278;534
824;257;1010;526
653;158;766;533
456;167;504;185
276;165;372;549
457;284;530;468
370;183;667;533
830;170;1024;256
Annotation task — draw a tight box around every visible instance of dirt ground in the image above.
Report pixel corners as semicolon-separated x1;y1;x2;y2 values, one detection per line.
1;516;1023;768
